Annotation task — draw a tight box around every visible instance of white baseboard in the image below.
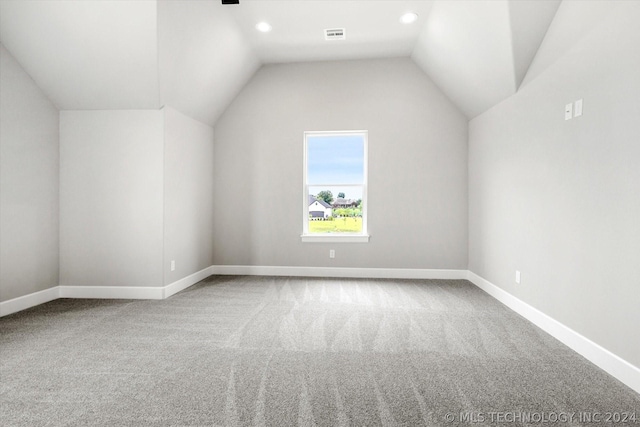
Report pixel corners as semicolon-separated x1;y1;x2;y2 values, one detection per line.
0;286;60;317
163;265;215;298
0;266;216;317
59;285;165;300
57;266;215;300
466;271;640;395
211;265;468;280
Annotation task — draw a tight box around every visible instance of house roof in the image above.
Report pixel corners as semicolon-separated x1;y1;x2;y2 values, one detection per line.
309;195;332;209
333;198;356;206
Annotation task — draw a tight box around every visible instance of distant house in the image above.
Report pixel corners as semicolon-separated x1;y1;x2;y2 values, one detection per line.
332;197;358;208
308;195;333;219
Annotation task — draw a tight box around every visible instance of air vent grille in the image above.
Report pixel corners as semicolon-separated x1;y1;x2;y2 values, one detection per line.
325;28;346;40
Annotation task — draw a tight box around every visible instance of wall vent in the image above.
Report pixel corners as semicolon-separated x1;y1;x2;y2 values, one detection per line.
324;28;346;41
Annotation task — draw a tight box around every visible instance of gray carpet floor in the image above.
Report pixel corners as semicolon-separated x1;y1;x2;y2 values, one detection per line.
1;275;638;426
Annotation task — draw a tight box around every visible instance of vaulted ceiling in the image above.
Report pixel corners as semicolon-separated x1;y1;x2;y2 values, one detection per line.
0;1;160;110
1;0;603;126
412;0;561;118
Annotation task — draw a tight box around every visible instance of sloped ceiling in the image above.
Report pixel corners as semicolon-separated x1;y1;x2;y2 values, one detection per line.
412;0;560;119
158;1;260;126
0;0;259;126
508;0;563;90
0;0;568;124
0;0;160;110
520;0;622;88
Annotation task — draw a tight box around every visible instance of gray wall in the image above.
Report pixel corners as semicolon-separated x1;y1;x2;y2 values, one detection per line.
163;107;215;284
214;58;468;269
59;110;164;287
0;44;59;302
469;2;640;367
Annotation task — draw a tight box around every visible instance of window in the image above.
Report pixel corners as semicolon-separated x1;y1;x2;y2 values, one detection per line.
302;131;369;242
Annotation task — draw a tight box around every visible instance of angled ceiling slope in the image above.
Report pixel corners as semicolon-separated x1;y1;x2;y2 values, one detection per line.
0;0;261;126
520;0;623;88
508;0;563;90
412;0;560;119
0;0;565;124
158;0;260;126
0;0;161;110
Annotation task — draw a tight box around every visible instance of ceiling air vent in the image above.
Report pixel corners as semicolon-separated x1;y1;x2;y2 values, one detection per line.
325;28;346;41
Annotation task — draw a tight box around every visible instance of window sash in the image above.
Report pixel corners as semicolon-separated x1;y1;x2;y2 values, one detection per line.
303;131;368;238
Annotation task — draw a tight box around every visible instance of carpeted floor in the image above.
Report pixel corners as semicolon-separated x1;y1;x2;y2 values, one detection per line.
1;275;638;426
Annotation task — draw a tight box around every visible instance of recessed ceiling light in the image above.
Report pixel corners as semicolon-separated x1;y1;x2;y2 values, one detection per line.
400;12;418;24
256;22;272;32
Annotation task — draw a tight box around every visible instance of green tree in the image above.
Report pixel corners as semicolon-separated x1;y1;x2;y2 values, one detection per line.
316;190;334;204
337;192;345;199
355;199;362;208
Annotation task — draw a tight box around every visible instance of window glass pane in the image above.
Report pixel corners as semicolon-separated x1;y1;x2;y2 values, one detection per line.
307;185;363;234
307;134;364;185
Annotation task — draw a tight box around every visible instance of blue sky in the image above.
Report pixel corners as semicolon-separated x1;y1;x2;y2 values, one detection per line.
307;134;364;200
307;134;364;185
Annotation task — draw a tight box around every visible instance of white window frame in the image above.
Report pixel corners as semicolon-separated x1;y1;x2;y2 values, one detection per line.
301;130;369;243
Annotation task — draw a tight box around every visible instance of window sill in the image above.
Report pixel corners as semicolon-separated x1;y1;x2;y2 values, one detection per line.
301;234;370;243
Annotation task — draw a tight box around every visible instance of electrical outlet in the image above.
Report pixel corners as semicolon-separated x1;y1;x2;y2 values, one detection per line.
171;260;176;271
515;270;521;284
329;249;335;259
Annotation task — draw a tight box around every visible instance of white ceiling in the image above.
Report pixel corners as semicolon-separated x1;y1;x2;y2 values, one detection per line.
158;1;260;126
521;0;621;89
0;0;160;110
0;0;570;124
226;1;434;63
508;0;563;90
412;0;560;118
